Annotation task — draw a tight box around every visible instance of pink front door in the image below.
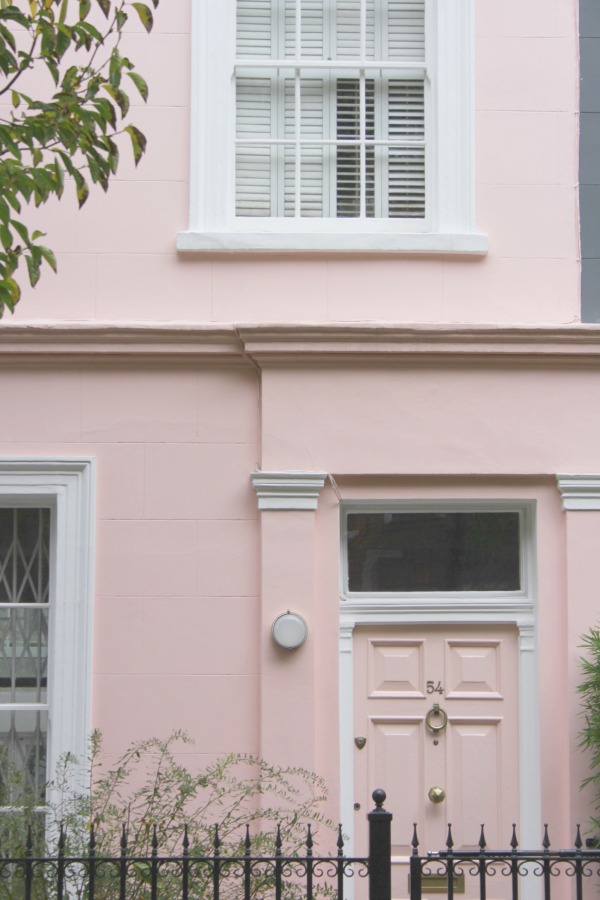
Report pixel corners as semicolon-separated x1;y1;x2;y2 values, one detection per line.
353;624;520;899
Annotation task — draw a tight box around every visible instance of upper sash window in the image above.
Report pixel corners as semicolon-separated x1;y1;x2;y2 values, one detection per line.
178;0;487;253
235;0;426;221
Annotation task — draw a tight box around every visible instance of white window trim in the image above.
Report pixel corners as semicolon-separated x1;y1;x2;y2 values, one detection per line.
0;458;95;795
338;499;540;860
177;0;488;255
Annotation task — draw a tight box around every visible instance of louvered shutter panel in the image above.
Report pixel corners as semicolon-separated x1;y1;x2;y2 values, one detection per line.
387;0;425;61
236;1;274;216
334;0;375;59
386;79;425;217
284;78;326;217
384;1;425;217
236;78;273;216
336;79;375;217
283;1;327;215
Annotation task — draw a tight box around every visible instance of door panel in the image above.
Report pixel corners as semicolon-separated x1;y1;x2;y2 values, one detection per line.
353;624;520;899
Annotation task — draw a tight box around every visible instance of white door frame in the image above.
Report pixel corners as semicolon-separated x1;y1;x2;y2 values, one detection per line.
339;502;540;857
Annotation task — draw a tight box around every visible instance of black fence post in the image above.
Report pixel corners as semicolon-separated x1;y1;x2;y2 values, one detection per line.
410;823;422;900
368;789;392;900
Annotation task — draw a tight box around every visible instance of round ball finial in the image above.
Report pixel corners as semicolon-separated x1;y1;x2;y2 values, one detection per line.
372;788;386;808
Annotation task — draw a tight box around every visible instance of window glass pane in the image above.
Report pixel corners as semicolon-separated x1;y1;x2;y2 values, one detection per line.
347;512;521;592
0;709;48;802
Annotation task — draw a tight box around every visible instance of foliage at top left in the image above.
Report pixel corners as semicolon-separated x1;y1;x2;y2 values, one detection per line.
0;0;158;315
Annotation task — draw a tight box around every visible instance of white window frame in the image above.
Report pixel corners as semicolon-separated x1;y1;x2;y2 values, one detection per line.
0;459;95;797
178;0;488;254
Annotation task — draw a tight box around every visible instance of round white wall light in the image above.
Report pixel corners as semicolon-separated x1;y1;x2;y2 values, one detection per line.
271;611;308;650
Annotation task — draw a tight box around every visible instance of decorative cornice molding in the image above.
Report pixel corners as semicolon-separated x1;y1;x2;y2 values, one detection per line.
0;324;243;365
237;324;600;365
557;475;600;510
251;471;328;511
3;323;600;367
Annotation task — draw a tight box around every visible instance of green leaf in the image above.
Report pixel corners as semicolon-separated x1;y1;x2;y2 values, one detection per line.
11;90;20;108
26;251;41;287
0;224;12;249
39;244;57;272
126;71;148;102
132;2;152;32
109;46;122;87
96;0;110;16
12;219;30;245
124;123;146;165
73;169;89;206
0;277;21;313
102;83;129;117
79;0;91;19
53;158;64;197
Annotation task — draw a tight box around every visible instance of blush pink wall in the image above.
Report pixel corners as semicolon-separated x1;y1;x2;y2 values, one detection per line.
0;362;262;773
5;0;579;327
0;0;593;855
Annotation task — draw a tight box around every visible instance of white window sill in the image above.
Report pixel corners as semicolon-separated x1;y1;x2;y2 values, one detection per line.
176;231;489;255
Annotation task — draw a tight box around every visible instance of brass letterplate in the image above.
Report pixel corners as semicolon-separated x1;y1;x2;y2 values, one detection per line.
408;873;465;894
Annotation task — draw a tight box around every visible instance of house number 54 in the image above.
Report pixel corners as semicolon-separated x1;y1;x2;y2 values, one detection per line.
427;681;444;695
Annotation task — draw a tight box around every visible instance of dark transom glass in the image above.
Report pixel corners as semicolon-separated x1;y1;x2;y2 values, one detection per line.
347;511;521;593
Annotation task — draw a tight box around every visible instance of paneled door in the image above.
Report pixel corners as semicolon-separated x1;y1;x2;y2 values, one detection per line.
352;624;520;899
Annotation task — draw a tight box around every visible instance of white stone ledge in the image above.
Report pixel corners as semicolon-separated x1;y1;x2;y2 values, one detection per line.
176;230;489;255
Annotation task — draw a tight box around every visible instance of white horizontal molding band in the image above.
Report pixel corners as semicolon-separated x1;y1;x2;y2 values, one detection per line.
177;230;489;255
557;475;600;510
251;471;328;510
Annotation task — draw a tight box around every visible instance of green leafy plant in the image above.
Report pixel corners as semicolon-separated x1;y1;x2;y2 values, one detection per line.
0;0;158;314
0;730;338;898
579;626;600;837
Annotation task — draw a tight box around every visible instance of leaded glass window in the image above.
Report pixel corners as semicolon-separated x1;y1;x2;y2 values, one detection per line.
0;509;50;802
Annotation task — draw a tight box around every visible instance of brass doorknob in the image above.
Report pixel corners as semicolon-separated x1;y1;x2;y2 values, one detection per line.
428;786;446;804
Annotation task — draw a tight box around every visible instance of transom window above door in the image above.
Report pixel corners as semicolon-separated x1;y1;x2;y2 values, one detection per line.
343;506;530;596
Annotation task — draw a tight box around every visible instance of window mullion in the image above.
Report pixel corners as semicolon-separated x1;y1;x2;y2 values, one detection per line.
294;0;301;217
359;0;367;219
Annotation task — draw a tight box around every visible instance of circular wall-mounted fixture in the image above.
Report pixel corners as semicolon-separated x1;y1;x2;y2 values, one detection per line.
271;611;308;650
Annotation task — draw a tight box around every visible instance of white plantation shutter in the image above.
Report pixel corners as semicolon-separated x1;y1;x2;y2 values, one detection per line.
235;0;425;219
386;79;425;217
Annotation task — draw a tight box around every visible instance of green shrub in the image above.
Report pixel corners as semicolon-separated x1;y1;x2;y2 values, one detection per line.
0;731;337;898
579;626;600;837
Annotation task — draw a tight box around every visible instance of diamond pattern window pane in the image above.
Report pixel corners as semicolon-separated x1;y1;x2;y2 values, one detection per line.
0;509;50;804
0;608;48;703
0;509;50;605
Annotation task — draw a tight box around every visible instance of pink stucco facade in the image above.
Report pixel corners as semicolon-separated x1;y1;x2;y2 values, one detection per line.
1;0;598;871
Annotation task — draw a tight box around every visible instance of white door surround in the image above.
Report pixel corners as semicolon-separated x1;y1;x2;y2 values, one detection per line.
339;501;540;858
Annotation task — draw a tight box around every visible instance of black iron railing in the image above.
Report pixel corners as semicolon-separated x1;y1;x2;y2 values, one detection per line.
410;822;600;900
0;790;391;900
5;792;600;899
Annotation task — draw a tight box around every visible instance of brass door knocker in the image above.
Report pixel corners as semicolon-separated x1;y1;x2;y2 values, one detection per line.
425;703;448;734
